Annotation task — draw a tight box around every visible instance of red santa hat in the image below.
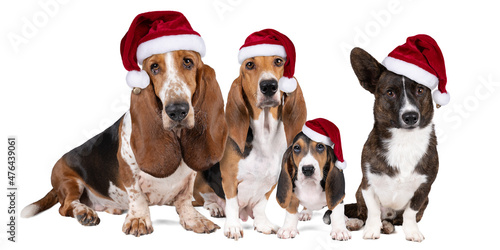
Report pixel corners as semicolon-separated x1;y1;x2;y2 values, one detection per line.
302;118;346;170
238;29;297;93
120;11;206;89
381;34;449;107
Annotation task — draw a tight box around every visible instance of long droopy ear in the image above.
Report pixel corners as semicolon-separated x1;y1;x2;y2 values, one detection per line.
325;147;345;210
130;84;182;178
350;47;386;94
282;80;307;146
276;147;296;208
225;76;250;153
180;64;228;171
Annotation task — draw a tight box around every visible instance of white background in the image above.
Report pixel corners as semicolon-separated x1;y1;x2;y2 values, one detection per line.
1;0;500;249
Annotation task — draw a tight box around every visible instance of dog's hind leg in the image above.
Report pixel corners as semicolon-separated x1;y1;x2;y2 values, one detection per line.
53;159;100;226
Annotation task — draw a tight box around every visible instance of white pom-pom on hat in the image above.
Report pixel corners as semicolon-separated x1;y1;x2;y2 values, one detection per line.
278;77;297;93
126;70;150;89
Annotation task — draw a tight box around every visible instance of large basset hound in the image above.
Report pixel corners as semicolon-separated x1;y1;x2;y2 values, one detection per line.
22;50;228;237
193;55;307;240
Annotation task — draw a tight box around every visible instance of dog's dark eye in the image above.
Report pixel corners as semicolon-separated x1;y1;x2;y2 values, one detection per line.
293;144;301;154
150;63;160;75
416;87;425;96
274;58;284;67
386;89;396;98
183;58;194;70
316;143;325;153
246;61;255;70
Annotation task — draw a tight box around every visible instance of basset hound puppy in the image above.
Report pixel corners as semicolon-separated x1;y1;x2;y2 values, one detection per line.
21;49;228;236
276;132;351;240
193;56;307;239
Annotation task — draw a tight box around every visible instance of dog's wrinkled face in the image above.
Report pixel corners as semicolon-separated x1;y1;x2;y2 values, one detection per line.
291;133;330;183
240;56;285;109
143;51;201;130
374;73;434;129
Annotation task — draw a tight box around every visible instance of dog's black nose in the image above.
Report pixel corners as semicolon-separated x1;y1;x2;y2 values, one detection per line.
302;165;315;177
402;111;419;125
259;79;278;97
165;103;189;121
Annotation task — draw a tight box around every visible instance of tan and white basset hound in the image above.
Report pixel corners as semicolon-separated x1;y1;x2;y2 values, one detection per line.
21;50;228;237
193;55;307;240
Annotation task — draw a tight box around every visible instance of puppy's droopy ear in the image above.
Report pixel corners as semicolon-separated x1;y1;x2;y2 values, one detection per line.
276;147;295;208
350;47;386;94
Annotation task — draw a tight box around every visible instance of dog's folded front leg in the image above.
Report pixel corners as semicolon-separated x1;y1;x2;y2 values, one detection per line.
174;170;220;234
122;181;153;237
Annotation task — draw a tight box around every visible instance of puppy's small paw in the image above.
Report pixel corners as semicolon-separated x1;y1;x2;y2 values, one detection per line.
330;227;351;241
298;209;312;221
277;227;298;239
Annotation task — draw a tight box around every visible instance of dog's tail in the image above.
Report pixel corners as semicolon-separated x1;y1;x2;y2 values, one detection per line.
21;189;58;218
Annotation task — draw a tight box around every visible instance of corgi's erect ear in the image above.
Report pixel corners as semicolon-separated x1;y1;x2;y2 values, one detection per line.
350;47;386;94
276;147;296;208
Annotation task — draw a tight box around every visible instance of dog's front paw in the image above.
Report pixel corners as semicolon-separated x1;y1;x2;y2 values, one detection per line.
180;214;220;234
73;203;100;226
122;215;153;237
224;220;243;240
277;226;298;239
403;223;425;242
363;221;381;240
204;202;225;218
298;209;312;221
330;227;351;241
254;219;279;235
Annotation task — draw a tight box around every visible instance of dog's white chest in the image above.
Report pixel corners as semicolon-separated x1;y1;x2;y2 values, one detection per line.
367;125;432;210
294;181;326;211
367;169;427;211
236;111;287;207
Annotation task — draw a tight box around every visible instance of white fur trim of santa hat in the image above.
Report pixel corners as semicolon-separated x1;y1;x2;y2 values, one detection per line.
382;56;439;90
136;34;206;65
238;44;287;64
302;124;334;147
126;70;150;89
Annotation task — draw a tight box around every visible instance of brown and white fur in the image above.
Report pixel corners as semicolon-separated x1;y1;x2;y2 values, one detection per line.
193;55;307;240
344;48;439;242
276;132;350;240
21;50;228;237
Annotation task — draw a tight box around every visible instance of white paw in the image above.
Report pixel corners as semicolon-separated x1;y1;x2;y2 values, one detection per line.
363;222;381;240
254;219;279;235
330;227;352;241
224;220;243;240
204;203;225;218
403;224;425;242
277;227;299;239
298;209;312;221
